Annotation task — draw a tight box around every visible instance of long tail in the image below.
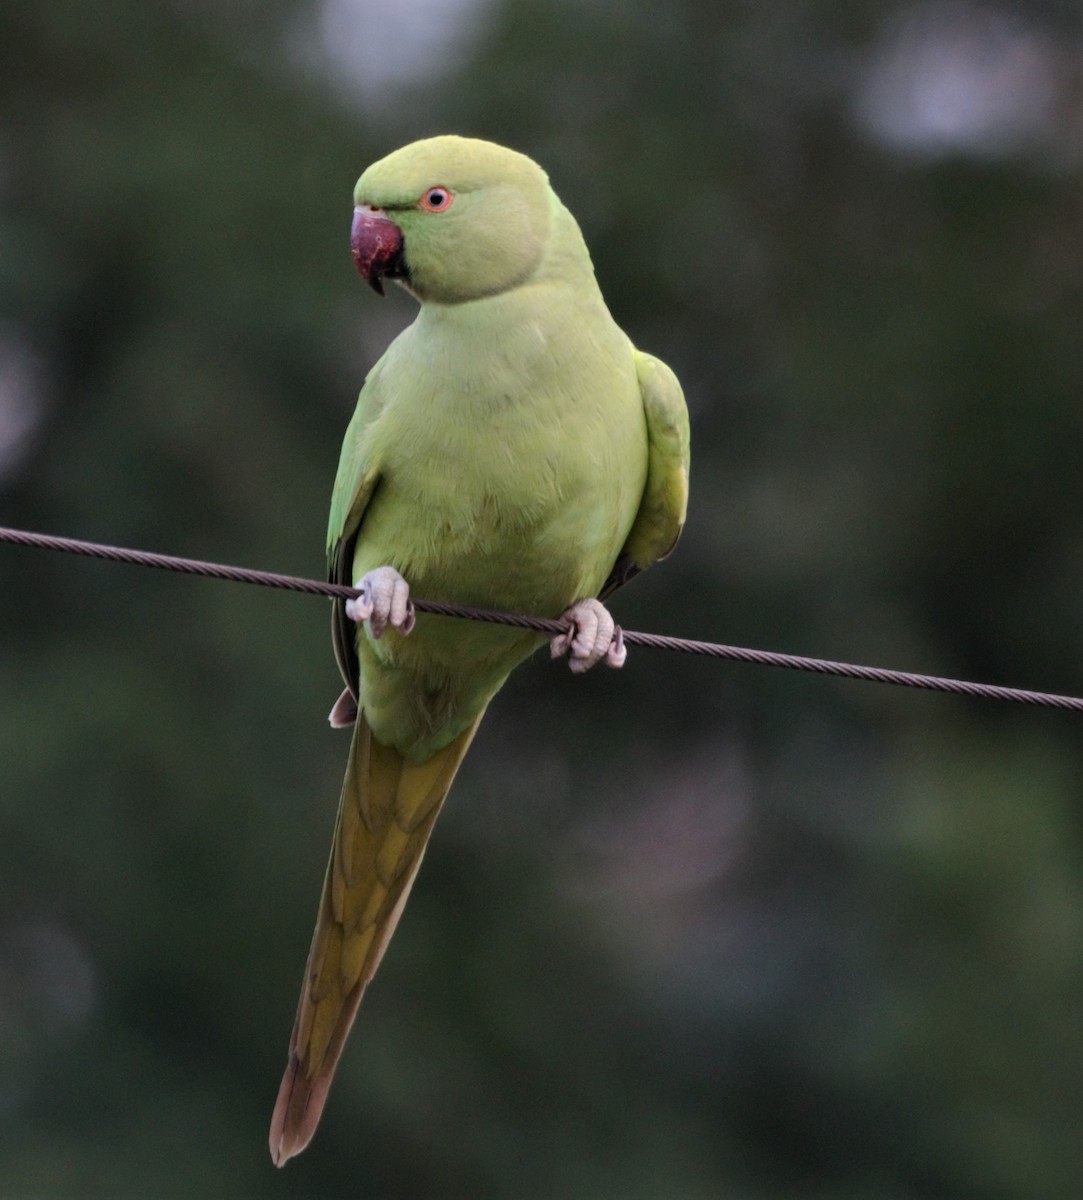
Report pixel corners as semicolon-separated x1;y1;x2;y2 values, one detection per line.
269;710;484;1166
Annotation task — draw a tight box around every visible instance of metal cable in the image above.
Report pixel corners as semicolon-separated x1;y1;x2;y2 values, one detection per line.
2;524;1081;712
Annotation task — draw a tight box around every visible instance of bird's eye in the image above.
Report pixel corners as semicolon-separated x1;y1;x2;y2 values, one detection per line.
419;187;453;213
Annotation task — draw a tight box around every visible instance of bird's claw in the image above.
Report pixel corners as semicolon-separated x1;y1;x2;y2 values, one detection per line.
550;598;627;673
327;688;358;729
345;566;416;638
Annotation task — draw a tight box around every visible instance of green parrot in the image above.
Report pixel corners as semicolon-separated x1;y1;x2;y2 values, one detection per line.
269;135;690;1165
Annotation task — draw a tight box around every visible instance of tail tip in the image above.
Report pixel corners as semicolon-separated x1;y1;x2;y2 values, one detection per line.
268;1057;331;1167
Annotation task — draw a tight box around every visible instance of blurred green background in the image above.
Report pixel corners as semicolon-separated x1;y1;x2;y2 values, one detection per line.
1;2;1080;1196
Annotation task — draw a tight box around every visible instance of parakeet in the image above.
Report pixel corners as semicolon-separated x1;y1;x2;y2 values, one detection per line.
269;135;690;1165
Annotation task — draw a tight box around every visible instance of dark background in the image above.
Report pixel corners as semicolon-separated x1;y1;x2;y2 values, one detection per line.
1;2;1080;1196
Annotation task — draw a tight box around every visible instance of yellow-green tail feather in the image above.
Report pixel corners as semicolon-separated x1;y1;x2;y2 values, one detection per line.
269;710;484;1166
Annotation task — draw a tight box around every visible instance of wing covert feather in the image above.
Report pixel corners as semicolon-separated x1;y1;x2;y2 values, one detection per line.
326;372;385;696
601;350;690;598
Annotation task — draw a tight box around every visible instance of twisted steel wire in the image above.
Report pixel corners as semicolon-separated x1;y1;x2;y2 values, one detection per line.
2;524;1081;712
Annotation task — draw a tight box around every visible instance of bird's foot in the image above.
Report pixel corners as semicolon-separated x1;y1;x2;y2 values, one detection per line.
346;566;416;638
550;598;627;673
327;688;358;729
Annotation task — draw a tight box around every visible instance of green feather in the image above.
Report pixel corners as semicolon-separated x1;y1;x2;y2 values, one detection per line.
271;135;690;1165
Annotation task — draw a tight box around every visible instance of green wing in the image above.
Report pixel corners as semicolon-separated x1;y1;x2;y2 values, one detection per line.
601;350;690;598
327;374;385;698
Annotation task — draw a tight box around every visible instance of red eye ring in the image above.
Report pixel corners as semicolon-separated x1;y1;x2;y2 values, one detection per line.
419;186;453;213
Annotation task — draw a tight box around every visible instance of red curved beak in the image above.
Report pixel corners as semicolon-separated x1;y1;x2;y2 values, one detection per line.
350;206;406;296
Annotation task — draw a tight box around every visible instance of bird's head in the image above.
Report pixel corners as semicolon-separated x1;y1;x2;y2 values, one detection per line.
351;135;553;304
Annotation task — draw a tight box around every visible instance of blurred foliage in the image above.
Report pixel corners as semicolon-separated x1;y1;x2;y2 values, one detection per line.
1;1;1080;1196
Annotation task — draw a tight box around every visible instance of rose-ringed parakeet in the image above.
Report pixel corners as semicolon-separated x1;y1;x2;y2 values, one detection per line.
269;135;690;1165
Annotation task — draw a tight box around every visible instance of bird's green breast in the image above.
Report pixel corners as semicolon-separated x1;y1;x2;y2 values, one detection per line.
349;284;647;752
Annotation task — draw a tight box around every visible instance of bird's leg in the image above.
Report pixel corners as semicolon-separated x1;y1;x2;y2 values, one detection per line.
346;566;416;638
550;598;627;673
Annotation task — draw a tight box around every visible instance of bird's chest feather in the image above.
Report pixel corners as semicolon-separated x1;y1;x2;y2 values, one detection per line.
364;395;595;606
356;305;644;611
